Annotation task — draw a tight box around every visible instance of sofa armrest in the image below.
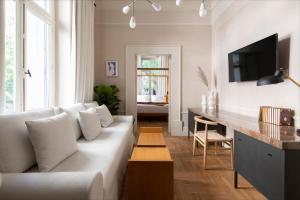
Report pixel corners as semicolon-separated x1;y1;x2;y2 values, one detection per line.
0;172;103;200
113;115;134;124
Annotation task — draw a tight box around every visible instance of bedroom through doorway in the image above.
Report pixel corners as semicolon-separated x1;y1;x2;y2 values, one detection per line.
136;54;170;133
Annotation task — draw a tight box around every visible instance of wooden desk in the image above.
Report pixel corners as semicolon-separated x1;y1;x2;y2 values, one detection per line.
137;132;166;147
128;147;173;200
188;107;300;200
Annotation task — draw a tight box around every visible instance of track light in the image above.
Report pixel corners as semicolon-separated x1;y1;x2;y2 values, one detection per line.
123;0;162;29
176;0;182;7
129;16;136;29
151;2;162;11
122;5;130;14
199;0;207;17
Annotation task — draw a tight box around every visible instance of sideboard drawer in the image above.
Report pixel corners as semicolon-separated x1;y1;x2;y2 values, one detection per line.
234;131;258;184
256;141;285;200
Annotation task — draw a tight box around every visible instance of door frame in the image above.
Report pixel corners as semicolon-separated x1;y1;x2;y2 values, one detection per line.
125;45;183;135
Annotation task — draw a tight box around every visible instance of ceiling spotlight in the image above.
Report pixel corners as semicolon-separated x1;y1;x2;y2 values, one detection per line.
123;0;162;29
176;0;182;7
129;16;136;29
151;2;162;11
122;5;130;14
199;0;207;17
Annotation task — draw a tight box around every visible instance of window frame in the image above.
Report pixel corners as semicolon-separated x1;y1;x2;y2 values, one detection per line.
11;0;55;112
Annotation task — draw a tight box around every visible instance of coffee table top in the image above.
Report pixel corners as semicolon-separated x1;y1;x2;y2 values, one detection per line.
129;147;172;161
137;132;166;147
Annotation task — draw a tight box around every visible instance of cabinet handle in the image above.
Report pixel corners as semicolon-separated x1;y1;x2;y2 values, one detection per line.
267;153;273;157
237;138;242;142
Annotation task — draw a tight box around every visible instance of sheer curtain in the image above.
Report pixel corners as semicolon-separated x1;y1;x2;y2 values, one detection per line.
74;0;95;103
0;1;5;112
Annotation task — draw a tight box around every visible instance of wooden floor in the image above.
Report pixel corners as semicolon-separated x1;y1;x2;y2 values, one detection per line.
120;120;266;200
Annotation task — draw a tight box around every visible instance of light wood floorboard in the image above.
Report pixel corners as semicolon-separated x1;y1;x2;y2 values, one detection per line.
120;120;266;200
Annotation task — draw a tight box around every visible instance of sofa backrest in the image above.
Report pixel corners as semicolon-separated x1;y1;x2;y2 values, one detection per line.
59;103;86;139
0;108;56;173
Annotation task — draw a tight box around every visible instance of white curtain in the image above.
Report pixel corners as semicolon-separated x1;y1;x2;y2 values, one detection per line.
0;1;5;112
74;0;95;103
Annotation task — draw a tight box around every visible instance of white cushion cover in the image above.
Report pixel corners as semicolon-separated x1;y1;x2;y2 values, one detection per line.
96;105;114;128
51;116;134;200
84;101;99;109
78;108;102;140
25;113;78;172
60;103;86;139
0;108;55;173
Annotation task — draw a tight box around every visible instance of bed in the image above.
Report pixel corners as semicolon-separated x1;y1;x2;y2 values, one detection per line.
137;95;169;120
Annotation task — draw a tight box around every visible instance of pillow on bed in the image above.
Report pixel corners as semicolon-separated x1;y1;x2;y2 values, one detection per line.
95;105;114;128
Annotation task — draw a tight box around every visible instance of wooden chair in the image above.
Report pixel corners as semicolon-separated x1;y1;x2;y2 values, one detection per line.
193;116;233;169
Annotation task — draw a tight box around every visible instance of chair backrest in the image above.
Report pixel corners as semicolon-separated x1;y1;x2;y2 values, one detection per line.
194;116;218;141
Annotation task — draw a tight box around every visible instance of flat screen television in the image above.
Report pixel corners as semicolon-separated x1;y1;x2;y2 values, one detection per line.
228;34;278;82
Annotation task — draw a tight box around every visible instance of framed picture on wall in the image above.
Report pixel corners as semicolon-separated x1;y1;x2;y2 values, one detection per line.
106;60;119;77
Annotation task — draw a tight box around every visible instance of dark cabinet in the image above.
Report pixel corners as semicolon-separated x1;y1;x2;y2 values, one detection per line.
234;131;300;200
188;109;225;137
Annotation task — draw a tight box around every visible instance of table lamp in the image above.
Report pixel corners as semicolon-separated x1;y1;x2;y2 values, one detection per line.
257;68;300;135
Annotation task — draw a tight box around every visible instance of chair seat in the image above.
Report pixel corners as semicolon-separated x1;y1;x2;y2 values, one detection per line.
195;130;232;142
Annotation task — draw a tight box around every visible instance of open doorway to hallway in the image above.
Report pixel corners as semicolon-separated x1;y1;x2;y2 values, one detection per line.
136;54;170;135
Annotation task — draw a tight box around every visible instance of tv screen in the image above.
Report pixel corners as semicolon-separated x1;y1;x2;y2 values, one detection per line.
228;34;278;82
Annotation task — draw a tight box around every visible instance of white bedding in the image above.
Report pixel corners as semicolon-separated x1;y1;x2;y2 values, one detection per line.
137;104;168;114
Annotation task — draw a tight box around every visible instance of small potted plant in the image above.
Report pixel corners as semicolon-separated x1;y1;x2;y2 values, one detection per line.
94;85;121;115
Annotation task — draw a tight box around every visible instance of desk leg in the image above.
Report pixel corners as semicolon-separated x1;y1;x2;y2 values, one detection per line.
234;171;238;189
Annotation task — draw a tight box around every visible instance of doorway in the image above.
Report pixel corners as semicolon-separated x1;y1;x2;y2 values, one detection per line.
136;54;170;131
125;45;183;135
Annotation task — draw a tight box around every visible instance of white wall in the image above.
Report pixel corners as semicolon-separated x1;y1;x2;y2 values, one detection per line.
212;1;300;127
94;7;212;133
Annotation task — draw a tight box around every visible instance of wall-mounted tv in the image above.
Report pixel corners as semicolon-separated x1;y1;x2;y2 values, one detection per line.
228;34;278;82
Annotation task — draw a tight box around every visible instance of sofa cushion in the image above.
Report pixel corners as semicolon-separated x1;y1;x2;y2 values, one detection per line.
25;113;78;172
78;108;102;140
60;103;86;139
51;116;134;200
95;105;114;128
0;108;55;173
84;101;99;109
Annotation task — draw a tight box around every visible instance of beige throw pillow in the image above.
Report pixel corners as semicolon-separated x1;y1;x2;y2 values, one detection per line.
95;105;114;128
25;113;78;172
78;108;102;140
60;103;86;139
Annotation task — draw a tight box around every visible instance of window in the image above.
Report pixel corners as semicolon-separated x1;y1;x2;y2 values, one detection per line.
33;0;49;12
24;11;50;110
4;0;54;112
4;0;16;112
137;56;169;103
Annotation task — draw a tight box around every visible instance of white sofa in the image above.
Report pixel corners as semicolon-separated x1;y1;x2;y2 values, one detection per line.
0;103;135;200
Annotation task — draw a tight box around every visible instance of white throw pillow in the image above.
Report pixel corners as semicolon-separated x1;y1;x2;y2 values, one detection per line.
60;103;86;139
0;108;55;173
25;113;78;172
95;105;114;128
84;101;99;109
78;108;102;140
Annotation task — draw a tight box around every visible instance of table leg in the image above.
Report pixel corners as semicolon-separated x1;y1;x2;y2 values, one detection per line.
234;171;238;189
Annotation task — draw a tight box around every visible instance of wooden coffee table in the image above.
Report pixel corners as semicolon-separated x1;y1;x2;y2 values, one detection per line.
128;147;173;200
139;127;164;133
137;132;166;147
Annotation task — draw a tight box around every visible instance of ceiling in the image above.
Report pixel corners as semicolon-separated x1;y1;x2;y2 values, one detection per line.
95;0;216;12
